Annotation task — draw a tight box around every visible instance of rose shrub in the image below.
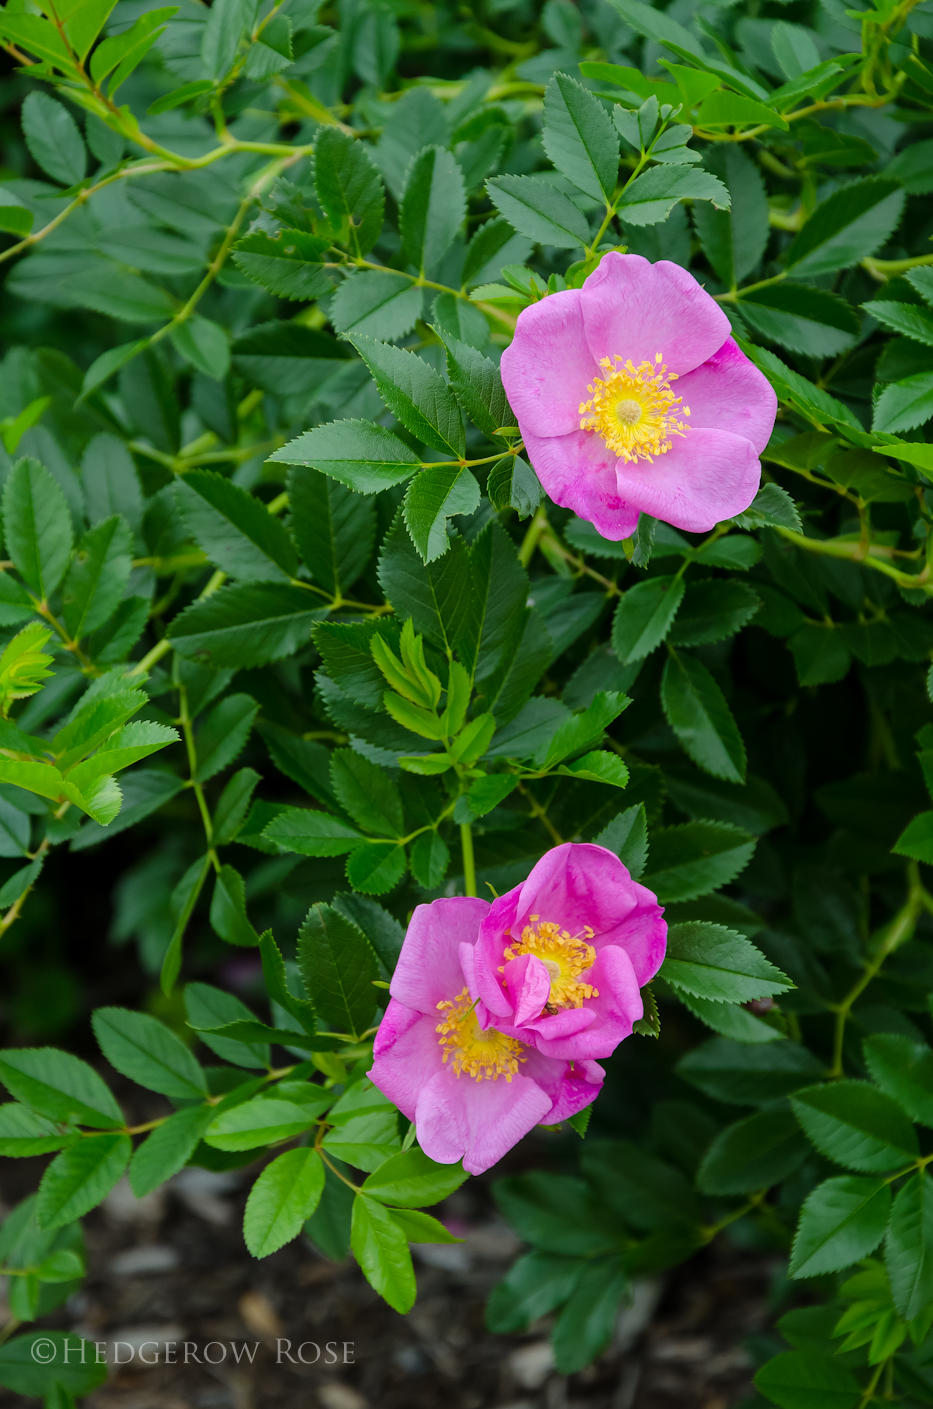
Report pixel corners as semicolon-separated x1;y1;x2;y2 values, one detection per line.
1;0;933;1402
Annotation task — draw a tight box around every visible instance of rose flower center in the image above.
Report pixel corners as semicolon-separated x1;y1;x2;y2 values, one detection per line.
436;987;525;1081
502;917;599;1011
578;353;691;464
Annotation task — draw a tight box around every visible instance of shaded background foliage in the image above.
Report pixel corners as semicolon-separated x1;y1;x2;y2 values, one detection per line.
4;0;933;1403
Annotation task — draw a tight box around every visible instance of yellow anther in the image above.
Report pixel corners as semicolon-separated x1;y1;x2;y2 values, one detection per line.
503;919;599;1011
435;988;525;1081
578;354;690;464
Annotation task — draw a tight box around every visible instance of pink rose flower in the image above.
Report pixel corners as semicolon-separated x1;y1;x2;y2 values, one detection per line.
471;843;666;1061
500;251;777;540
369;843;666;1175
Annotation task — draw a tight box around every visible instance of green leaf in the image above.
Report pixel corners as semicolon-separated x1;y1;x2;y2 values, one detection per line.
594;803;648;879
362;1148;468;1207
264;807;365;856
36;1133;131;1228
204;1091;331;1150
82;433;143;532
754;1349;860;1409
0;14;78;72
661;649;747;783
641;821;756;902
665;770;789;836
272;420;421;495
91;5;174;91
331;749;403;837
791;1082;919;1171
209;865;260;947
668;579;760;647
487;1250;586;1333
790;1174;891;1278
863;1033;933;1126
388;1207;462;1242
297;902;379;1036
329;269;424;341
433;328;514;443
170;316;230;380
129;1104;215;1197
542;73;620;203
212;767;261;847
887;1171;933;1318
583;1140;702;1230
486;174;591;248
314;127;384;256
323;1080;401;1171
739;284;860;358
243;1147;325;1257
695;90;787;130
660;921;791;1003
698;1109;808;1195
618;164;729;225
304;1157;354;1260
559;750;629;787
551;1257;628;1375
348;336;465;459
177;471;298;582
286;465;375;597
493;1171;621;1255
21;93;86;187
0;1332;107;1398
784;178;905;278
788;623;852;687
611;575;685;664
678;1036;824;1105
231;230;331;302
0;1104;77;1158
409;829;450;888
60;516;132;642
873;370;933;435
3;458;73;599
194;693;259;782
0;1048;123;1128
92;1007;206;1099
185;982;269;1069
862;298;933;348
346;842;409;893
350;1193;416;1313
404;466;480;563
693;145;769;286
400;145;466;273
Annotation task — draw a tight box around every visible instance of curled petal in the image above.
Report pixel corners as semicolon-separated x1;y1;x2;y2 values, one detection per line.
504;953;552;1028
525;1049;605;1126
500;289;598;439
677;338;777;456
532;945;642;1061
581;252;731;376
614;427;761;533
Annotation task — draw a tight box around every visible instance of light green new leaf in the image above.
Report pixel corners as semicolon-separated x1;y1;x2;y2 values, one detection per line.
36;1133;131;1229
350;1193;417;1313
362;1148;469;1207
0;1047;123;1128
129;1104;215;1197
244;1148;325;1257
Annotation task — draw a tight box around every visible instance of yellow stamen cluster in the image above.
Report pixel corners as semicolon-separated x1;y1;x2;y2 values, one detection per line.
579;353;690;464
436;987;525;1081
502;917;598;1010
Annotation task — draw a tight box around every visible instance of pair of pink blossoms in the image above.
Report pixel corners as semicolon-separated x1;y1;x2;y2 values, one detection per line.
370;843;666;1175
500;252;777;538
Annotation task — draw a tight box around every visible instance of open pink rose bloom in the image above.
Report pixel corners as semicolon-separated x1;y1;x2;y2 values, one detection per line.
370;843;667;1174
500;251;778;540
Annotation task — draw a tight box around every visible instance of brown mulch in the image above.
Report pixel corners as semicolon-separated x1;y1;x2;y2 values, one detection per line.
0;1149;780;1409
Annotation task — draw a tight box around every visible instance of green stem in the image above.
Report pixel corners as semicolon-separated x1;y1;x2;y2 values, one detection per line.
460;822;477;897
827;863;926;1077
518;507;549;568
